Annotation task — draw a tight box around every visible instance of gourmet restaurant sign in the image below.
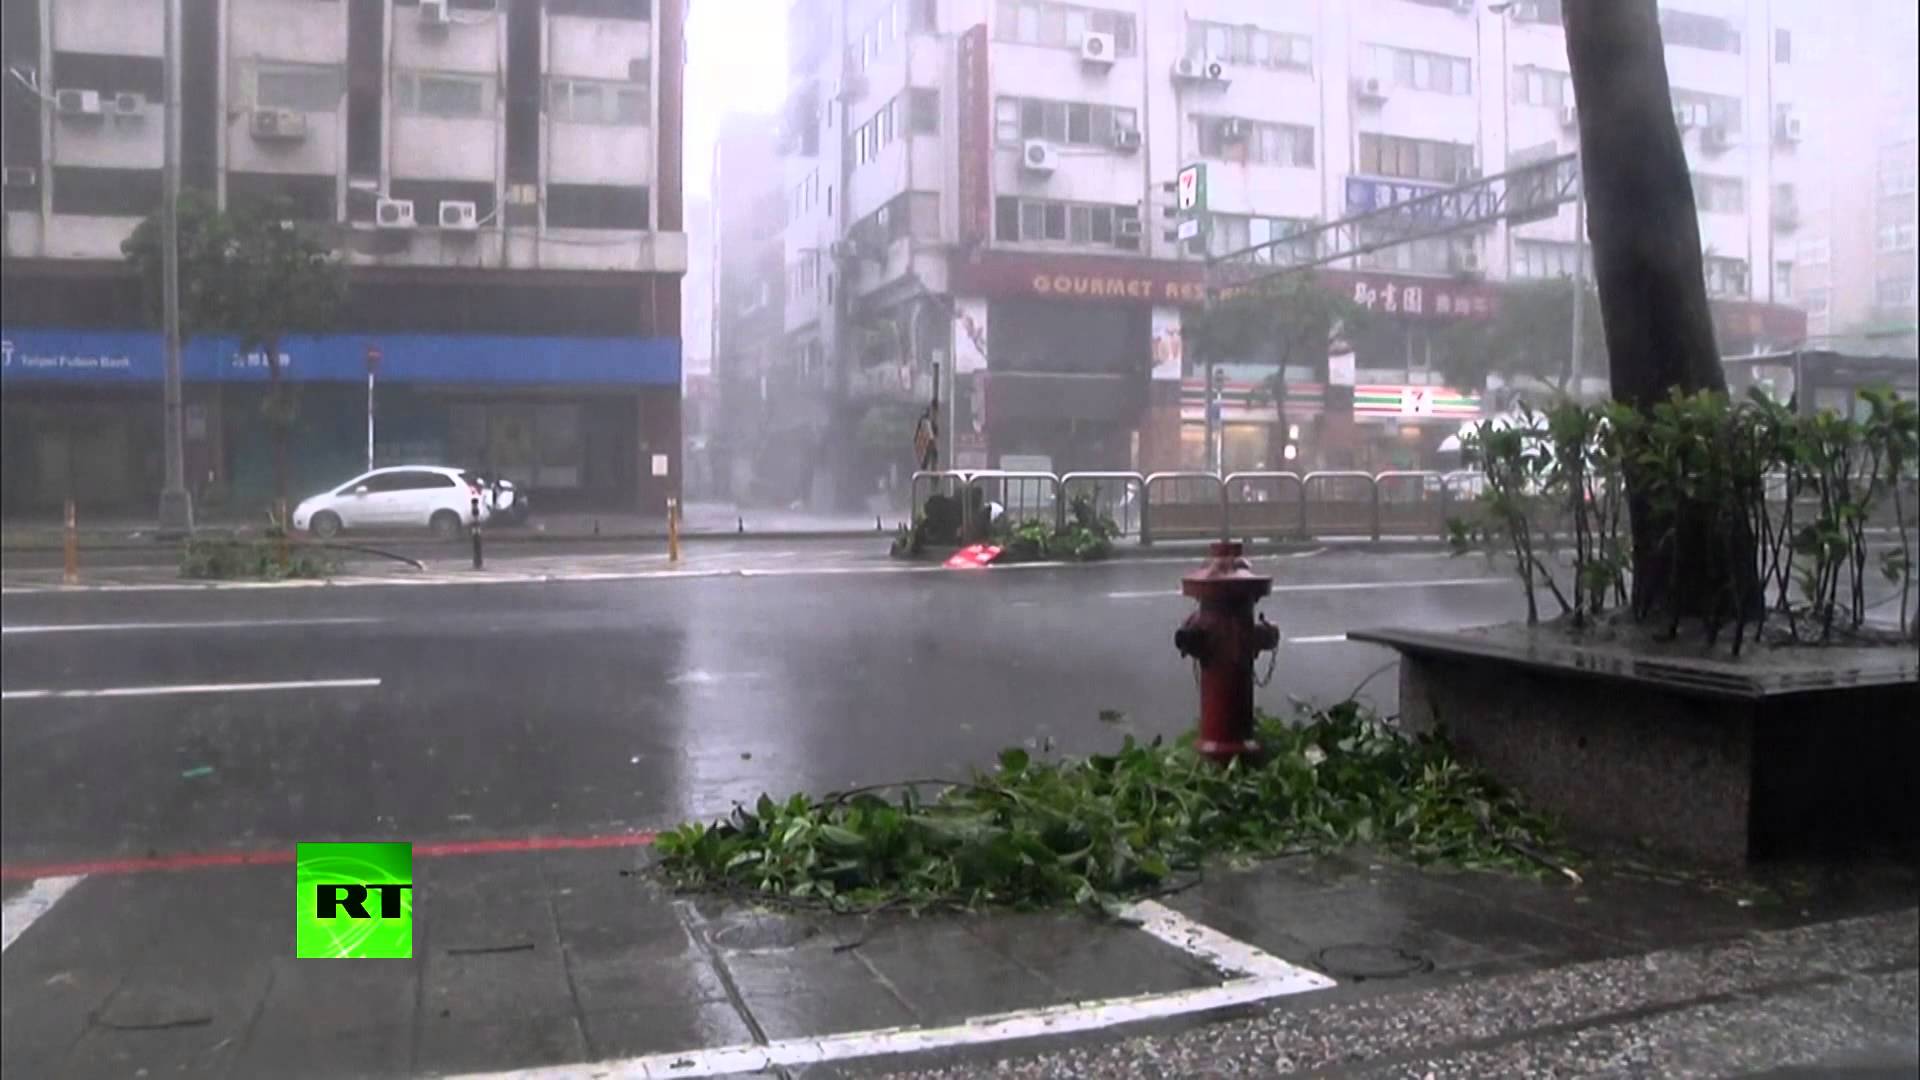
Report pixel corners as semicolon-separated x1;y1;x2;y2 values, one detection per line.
947;252;1504;318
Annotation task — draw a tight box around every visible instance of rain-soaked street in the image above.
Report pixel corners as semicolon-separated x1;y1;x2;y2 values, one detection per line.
1;547;1517;864
4;550;1917;1078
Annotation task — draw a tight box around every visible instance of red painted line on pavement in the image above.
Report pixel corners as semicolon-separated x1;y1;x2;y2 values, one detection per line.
0;830;656;881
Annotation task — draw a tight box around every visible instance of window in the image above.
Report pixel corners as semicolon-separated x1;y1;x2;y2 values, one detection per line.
994;196;1138;248
1366;45;1471;95
1512;67;1571;109
395;71;487;118
1672;89;1741;134
1703;255;1750;298
851;93;920;165
1358;133;1475;182
1879;222;1918;253
910;88;939;134
546;183;649;229
1691;173;1745;213
1774;27;1791;63
1192;116;1313;167
1513;240;1589;279
1803;287;1828;317
548;0;651;17
257;62;342;111
1357;231;1465;275
994;96;1136;149
1773;261;1792;300
1661;9;1741;53
1878;151;1918;197
1186;20;1311;70
993;1;1137;56
548;77;649;124
1200;214;1310;260
1876;274;1916;309
50;166;162;216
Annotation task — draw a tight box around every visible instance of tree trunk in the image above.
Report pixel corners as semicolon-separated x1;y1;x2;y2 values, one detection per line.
1563;0;1759;619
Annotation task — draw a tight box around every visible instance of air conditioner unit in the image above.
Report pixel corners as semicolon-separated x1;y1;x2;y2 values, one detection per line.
249;107;308;141
1202;57;1231;84
1355;76;1389;103
1116;217;1144;242
1700;122;1735;152
54;89;102;117
1;165;37;189
438;200;478;229
1021;139;1057;174
1080;31;1115;67
1776;111;1803;143
419;0;451;26
1220;118;1250;142
375;197;416;229
1559;104;1579;130
1112;127;1142;153
1171;56;1203;82
111;91;146;118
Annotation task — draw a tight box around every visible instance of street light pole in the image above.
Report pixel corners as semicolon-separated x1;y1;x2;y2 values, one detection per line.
156;0;192;534
1569;144;1588;399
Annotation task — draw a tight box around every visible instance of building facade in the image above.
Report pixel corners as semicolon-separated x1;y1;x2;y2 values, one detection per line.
732;0;1812;497
1;0;686;518
1788;0;1916;352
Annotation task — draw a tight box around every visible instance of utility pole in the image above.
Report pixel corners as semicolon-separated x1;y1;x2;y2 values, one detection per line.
156;0;193;534
1569;144;1588;400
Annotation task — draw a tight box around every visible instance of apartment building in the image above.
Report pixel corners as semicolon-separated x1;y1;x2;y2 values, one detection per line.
1;0;686;517
709;113;795;502
729;0;1811;496
1788;0;1916;352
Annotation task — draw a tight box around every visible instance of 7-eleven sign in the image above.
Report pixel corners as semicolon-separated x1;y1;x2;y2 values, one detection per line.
1176;163;1207;213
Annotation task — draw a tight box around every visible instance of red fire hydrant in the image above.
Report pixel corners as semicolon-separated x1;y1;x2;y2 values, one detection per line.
1174;541;1280;763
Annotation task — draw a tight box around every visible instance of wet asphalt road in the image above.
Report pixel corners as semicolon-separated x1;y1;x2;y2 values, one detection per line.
0;551;1522;866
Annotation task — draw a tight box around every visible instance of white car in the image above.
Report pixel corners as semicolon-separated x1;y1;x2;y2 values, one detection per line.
293;466;491;540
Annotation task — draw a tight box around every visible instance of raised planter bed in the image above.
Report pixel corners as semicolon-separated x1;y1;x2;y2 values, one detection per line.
1350;624;1919;865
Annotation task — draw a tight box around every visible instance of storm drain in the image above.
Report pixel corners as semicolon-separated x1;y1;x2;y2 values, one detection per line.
1311;943;1433;981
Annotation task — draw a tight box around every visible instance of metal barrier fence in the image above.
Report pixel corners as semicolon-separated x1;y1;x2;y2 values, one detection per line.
903;469;1920;547
1061;472;1146;536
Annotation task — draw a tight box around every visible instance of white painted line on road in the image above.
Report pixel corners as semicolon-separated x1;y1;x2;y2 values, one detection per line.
453;901;1329;1080
2;617;381;636
1120;899;1331;987
2;875;84;952
2;678;381;701
1107;576;1506;600
451;973;1330;1080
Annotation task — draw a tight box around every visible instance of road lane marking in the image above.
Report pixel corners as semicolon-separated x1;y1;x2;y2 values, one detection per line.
1120;899;1331;987
2;617;382;635
1108;576;1507;599
453;968;1331;1080
2;875;84;952
1;677;382;701
1285;634;1351;645
0;830;656;881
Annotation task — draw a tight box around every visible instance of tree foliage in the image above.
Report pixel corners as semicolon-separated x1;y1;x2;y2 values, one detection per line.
123;196;348;509
1434;277;1608;396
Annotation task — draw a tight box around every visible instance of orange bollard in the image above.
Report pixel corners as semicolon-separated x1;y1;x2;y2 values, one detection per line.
668;496;681;564
63;498;79;585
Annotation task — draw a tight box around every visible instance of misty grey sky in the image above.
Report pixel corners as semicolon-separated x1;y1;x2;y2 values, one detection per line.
685;0;788;198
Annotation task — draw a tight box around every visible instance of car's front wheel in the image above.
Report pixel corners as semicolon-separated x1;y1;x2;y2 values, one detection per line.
429;510;464;540
309;511;343;539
